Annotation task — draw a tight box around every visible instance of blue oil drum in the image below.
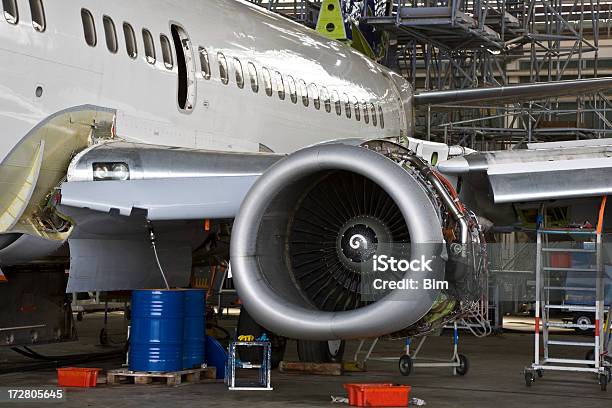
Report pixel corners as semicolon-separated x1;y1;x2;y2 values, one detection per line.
130;289;184;372
183;289;206;369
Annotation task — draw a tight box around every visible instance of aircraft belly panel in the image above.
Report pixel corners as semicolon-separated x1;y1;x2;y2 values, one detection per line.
67;238;191;292
62;207;197;292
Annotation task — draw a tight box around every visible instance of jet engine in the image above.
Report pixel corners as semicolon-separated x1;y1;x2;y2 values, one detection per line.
230;140;486;340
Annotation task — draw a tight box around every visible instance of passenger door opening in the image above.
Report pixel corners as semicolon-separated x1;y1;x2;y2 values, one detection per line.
170;24;196;112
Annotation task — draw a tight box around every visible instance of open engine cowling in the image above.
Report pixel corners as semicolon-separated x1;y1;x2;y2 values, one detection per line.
230;142;452;340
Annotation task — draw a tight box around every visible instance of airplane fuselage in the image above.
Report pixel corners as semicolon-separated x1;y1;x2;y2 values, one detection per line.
0;0;419;248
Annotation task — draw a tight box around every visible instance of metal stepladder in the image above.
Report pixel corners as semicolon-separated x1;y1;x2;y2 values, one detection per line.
525;197;612;390
226;340;273;391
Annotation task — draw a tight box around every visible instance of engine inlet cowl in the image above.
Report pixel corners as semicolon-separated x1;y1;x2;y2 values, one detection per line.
230;143;446;340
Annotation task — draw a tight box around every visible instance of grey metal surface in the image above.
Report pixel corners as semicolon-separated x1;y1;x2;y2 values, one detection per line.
60;176;260;220
67;141;282;182
61;141;283;220
61;207;196;292
488;161;612;203
438;142;612;203
0;234;66;265
413;77;612;106
230;143;445;340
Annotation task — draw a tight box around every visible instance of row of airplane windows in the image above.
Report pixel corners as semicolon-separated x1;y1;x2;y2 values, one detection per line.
77;7;385;128
2;0;45;31
210;50;384;128
80;9;175;70
2;0;385;127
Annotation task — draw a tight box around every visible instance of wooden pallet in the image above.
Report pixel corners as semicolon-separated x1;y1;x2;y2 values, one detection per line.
279;361;343;376
106;366;216;386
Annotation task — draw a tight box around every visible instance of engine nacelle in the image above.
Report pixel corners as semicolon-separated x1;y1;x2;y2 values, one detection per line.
231;141;481;340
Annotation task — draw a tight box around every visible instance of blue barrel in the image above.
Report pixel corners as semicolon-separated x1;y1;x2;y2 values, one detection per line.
130;289;184;372
205;335;227;379
183;289;206;369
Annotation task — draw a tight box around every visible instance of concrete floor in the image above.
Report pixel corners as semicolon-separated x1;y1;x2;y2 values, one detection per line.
1;312;611;408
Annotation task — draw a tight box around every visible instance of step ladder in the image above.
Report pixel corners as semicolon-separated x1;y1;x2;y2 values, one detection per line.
525;197;611;390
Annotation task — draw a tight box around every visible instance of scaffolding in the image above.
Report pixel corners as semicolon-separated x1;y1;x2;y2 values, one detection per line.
247;1;612;149
362;1;612;149
247;0;321;27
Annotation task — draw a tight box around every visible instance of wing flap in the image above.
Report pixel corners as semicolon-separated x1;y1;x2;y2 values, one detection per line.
438;142;612;204
60;175;258;220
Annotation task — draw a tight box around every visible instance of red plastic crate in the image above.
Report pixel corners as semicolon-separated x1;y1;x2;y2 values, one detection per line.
57;367;101;387
344;383;411;407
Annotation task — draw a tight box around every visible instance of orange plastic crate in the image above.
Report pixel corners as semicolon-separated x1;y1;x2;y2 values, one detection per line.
344;383;411;407
57;367;101;387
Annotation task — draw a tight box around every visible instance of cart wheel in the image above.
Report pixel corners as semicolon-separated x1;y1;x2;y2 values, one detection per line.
99;328;108;345
76;312;83;321
600;373;608;391
399;355;412;376
524;371;535;387
536;369;543;378
455;354;469;376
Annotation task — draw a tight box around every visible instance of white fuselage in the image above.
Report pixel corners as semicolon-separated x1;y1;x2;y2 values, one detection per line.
0;0;403;157
0;0;438;247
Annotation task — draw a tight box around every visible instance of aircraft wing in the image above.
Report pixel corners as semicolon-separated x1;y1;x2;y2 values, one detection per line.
437;138;612;205
55;141;282;292
59;141;282;220
414;77;612;106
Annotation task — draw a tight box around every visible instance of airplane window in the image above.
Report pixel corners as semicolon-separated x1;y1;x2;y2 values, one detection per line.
332;91;341;116
352;96;360;121
160;34;173;69
29;0;45;32
275;71;285;100
344;93;351;119
262;68;273;97
142;29;155;64
218;53;228;85
320;87;330;113
378;105;384;129
199;47;211;80
287;76;297;104
81;9;96;46
362;101;369;124
3;0;18;25
102;16;118;54
309;84;320;110
299;79;308;107
370;103;377;126
123;23;137;58
233;58;244;89
248;62;258;93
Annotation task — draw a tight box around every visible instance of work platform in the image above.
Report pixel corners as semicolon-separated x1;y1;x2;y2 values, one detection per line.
363;4;506;50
